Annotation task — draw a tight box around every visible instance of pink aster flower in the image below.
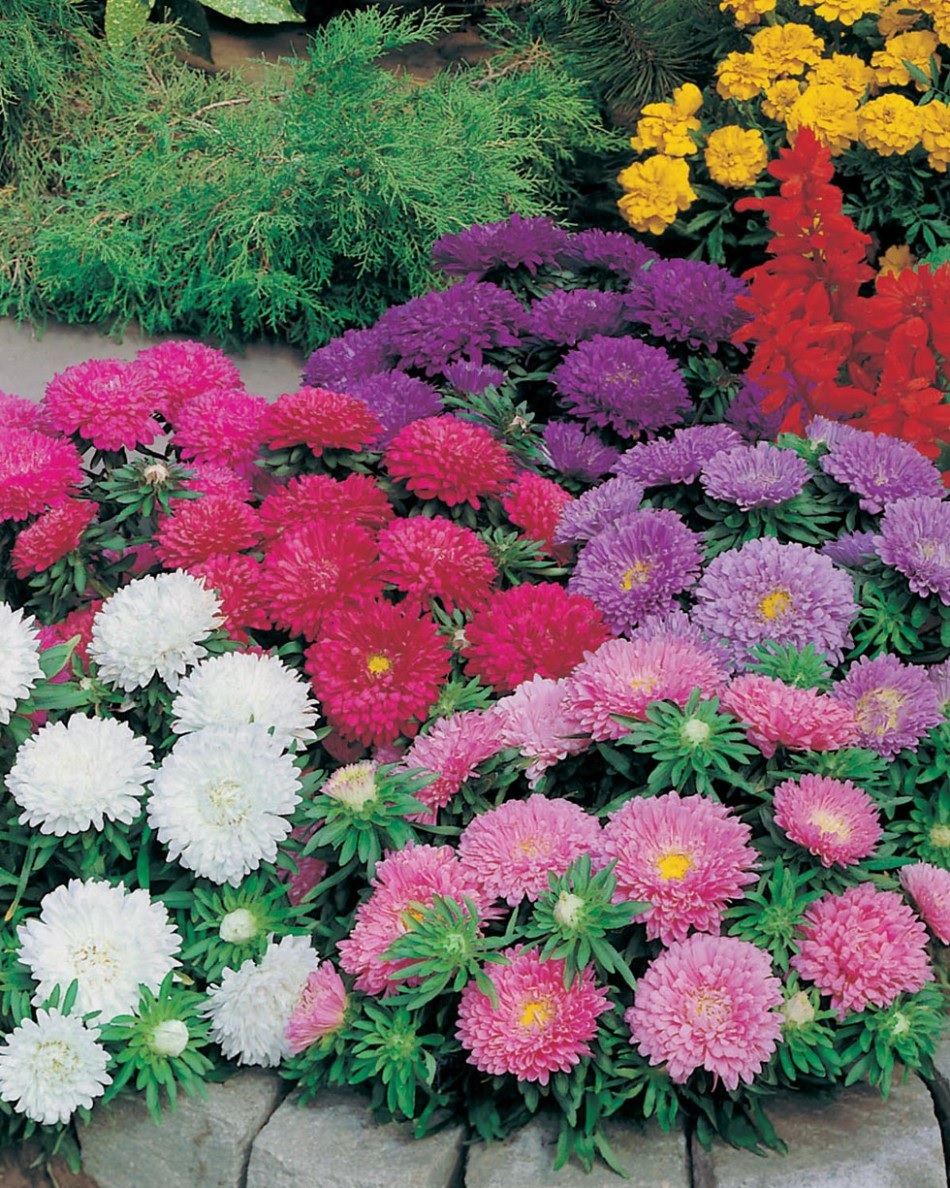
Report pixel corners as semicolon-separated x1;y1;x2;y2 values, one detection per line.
772;774;881;868
0;430;84;523
502;472;574;561
377;517;497;613
600;791;758;945
11;500;98;578
456;946;610;1085
172;388;268;477
384;416;516;509
42;359;162;450
155;495;261;569
626;933;783;1091
187;554;272;640
792;883;933;1017
900;862;950;945
0;391;45;432
397;711;503;820
492;675;590;788
832;653;943;758
260;387;382;456
563;636;728;742
258;473;394;541
722;674;858;759
458;793;601;905
135;340;243;421
284;962;349;1054
181;464;254;503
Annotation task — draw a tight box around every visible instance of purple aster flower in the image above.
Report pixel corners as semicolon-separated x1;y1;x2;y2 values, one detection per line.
631;610;734;672
442;360;507;395
346;371;443;447
724;380;785;441
819;433;945;513
613;425;743;486
832;653;943;758
624;259;748;350
558;230;658;280
567;508;703;635
927;660;950;715
303;324;397;389
700;442;809;510
540;423;621;484
692;538;858;668
804;416;864;451
527;289;628;347
431;215;571;279
379;280;528;376
554;475;645;545
875;497;950;605
550;336;690;439
820;531;879;568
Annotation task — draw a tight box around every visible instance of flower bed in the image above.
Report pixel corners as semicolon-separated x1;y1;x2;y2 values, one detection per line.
1;181;950;1176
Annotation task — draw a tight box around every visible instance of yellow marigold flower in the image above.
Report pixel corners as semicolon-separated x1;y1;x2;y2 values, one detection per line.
616;156;697;235
797;0;883;24
716;52;773;100
630;84;704;156
807;53;875;97
762;79;805;121
872;31;940;88
750;24;826;75
704;125;770;186
929;1;950;44
720;0;777;24
786;83;860;155
878;244;916;279
921;100;950;171
857;93;923;154
877;0;924;35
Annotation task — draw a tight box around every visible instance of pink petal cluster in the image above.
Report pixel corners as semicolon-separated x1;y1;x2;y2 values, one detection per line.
188;554;271;640
772;774;881;868
172;388;268;477
135;341;242;420
501;472;574;561
259;473;394;541
261;387;382;455
900;862;950;945
398;711;503;820
0;430;84;523
377;516;498;613
384;415;516;509
493;675;590;788
284;962;349;1054
722;674;858;758
11;499;98;577
155;495;261;569
42;358;162;450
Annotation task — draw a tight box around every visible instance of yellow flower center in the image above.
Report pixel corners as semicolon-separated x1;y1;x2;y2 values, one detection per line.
656;851;694;880
516;837;545;858
809;809;851;840
930;825;950;848
688;988;729;1025
620;561;653;590
520;998;555;1028
758;588;793;620
855;687;905;735
367;653;392;676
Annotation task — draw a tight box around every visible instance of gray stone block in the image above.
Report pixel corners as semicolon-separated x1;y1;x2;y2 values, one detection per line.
699;1076;944;1188
464;1111;689;1187
79;1070;284;1188
245;1089;466;1188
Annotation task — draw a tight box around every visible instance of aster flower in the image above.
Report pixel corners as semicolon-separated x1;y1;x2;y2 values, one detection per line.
692;538;857;667
700;442;810;510
832;653;943;757
502;472;573;559
722;674;858;758
600;791;758;945
463;582;610;693
397;710;503;819
187;553;271;639
0;604;43;723
258;473;394;541
527;289;628;346
11;498;98;578
568;509;703;635
205;935;320;1066
900;862;950;944
345;371;443;446
804;416;864;451
431;214;571;278
550;336;689;439
377;516;498;613
260;387;382;455
0;429;83;522
553;476;645;545
0;1010;111;1125
559;229;658;279
170;651;319;750
875;497;950;605
624;258;747;350
928;659;950;714
626;934;783;1091
820;530;878;568
154;495;261;570
181;463;254;502
384;415;516;509
792;883;933;1016
148;724;302;886
563;635;729;741
540;423;622;484
0;390;45;431
772;774;882;868
17;880;181;1023
305;600;451;746
820;433;945;513
135;340;243;421
724;379;785;441
458;794;601;905
42;358;162;450
302;324;398;390
612;425;743;486
492;675;590;788
285;962;349;1054
456;946;610;1085
441;360;507;396
172;388;268;476
89;571;224;692
7;715;154;836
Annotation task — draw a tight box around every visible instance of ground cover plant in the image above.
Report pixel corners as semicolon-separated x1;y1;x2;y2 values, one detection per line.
1;184;950;1174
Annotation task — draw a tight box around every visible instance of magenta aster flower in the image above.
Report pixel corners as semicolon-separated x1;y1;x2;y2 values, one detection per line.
600;791;758;945
692;538;857;667
258;473;393;541
431;214;571;278
11;499;98;578
792;883;933;1017
624;258;747;351
346;371;443;446
626;933;782;1091
875;497;950;605
188;554;272;640
832;653;943;758
0;391;45;432
284;963;349;1054
772;774;881;868
699;442;809;510
613;425;743;486
42;359;162;451
302;324;397;390
492;675;590;789
384;416;516;509
722;674;858;758
377;516;497;613
820;433;944;513
456;946;610;1085
527;289;628;346
553;476;645;546
154;495;261;570
900;862;950;945
260;387;382;456
135;341;243;421
568;509;703;636
398;710;503;820
502;472;573;560
0;430;84;523
172;389;268;477
540;423;622;484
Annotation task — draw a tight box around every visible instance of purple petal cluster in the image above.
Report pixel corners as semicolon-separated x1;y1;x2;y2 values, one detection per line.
541;423;621;484
631;610;734;671
527;289;628;347
431;214;571;279
442;360;507;395
820;531;878;568
724;380;785;441
832;653;943;758
875;497;950;605
554;476;645;545
624;259;748;350
558;230;658;280
927;660;950;714
345;371;443;447
700;442;809;510
804;416;863;451
613;425;742;486
302;324;397;390
819;432;945;513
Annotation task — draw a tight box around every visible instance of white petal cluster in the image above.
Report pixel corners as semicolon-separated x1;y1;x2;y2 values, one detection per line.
7;714;154;835
204;935;319;1067
171;651;320;750
0;602;43;724
89;571;224;692
0;1009;111;1125
17;880;182;1024
147;724;302;887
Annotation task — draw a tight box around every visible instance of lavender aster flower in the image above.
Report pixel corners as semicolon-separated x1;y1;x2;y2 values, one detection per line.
875;497;950;604
541;423;621;484
559;230;658;280
804;416;864;451
700;442;809;510
624;259;747;350
927;660;950;714
527;289;628;347
692;538;858;668
303;325;397;390
832;653;943;758
346;371;443;447
820;433;945;513
613;425;742;486
431;215;571;278
820;531;878;568
567;509;703;635
550;336;689;439
554;476;645;545
442;360;507;395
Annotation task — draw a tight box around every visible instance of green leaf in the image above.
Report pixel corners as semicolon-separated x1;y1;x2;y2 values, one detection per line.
203;0;305;22
104;0;155;46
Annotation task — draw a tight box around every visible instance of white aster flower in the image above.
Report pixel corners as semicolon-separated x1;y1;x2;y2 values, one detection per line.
0;602;43;724
0;1009;111;1125
7;714;154;835
170;651;320;750
89;571;224;692
17;880;182;1023
204;935;319;1067
147;724;302;887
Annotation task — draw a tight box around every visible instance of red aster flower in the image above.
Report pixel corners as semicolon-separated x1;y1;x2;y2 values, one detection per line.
188;554;272;640
172;388;268;475
41;359;162;451
260;387;382;456
305;600;452;746
11;499;98;578
463;582;611;693
155;495;261;569
377;516;497;612
258;474;394;541
384;415;517;509
0;430;84;523
502;472;574;562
